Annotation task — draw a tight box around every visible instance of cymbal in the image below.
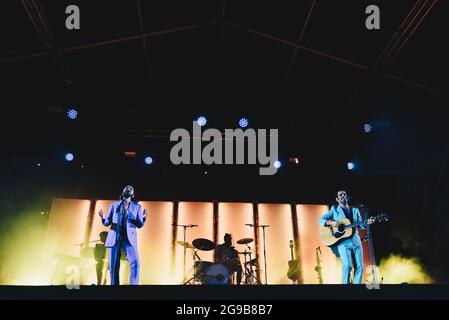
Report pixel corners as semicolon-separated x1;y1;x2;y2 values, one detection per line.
237;238;253;245
177;241;195;250
192;238;216;251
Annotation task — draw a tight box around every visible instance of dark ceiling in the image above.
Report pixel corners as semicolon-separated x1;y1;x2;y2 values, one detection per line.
0;0;448;202
2;0;448;104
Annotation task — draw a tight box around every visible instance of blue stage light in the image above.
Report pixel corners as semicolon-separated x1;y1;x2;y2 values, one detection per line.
197;116;207;127
239;117;249;128
67;108;78;120
144;156;153;165
363;123;373;133
347;162;355;170
65;153;74;162
274;160;282;169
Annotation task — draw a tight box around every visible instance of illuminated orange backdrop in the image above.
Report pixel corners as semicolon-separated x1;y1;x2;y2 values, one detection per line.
42;198;370;285
44;198;91;257
217;202;255;276
137;201;174;284
297;205;339;284
257;203;295;284
217;202;254;249
43;198;91;284
174;202;214;284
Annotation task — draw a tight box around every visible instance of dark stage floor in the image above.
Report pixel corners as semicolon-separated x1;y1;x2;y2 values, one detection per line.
1;285;448;300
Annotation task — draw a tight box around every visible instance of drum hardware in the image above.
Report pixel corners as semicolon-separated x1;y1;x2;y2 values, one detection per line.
176;227;271;286
176;241;195;250
183;247;204;285
246;224;270;284
245;258;258;266
192;238;216;251
236;238;253;245
180;236;217;285
173;224;198;284
236;238;261;285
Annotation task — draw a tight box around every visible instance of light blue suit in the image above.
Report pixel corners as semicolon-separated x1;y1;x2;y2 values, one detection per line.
102;200;146;285
319;205;365;284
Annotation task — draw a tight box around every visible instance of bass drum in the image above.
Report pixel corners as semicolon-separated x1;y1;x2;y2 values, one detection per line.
203;263;230;285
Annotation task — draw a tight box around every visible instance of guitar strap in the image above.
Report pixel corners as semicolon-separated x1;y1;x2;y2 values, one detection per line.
332;204;354;222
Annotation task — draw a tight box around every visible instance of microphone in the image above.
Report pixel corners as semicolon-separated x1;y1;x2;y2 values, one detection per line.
246;224;254;227
188;224;198;228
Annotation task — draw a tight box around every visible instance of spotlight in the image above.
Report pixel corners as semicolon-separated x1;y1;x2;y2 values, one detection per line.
347;162;355;170
239;117;249;128
67;108;78;120
197;116;207;127
274;160;282;169
363;123;373;133
65;153;74;162
144;156;153;165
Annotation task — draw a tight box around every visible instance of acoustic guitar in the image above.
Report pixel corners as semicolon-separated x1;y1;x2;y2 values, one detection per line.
287;240;300;281
319;214;389;247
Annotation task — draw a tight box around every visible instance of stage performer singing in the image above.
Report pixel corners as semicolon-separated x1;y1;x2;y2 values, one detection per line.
99;185;148;285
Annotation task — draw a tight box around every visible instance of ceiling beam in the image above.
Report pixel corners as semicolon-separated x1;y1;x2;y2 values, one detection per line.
20;0;57;48
286;0;317;75
225;21;368;70
20;0;72;84
370;0;438;77
0;22;218;64
136;0;151;81
224;21;448;97
2;14;446;98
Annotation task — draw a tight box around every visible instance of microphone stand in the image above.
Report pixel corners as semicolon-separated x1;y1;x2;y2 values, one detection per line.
247;224;270;285
243;243;257;285
260;225;270;285
361;205;379;286
174;224;197;284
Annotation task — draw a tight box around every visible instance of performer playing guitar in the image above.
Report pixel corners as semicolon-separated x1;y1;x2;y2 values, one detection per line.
318;190;374;284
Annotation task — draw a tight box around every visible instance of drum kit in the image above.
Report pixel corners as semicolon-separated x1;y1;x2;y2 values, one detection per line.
236;238;259;285
178;237;261;285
